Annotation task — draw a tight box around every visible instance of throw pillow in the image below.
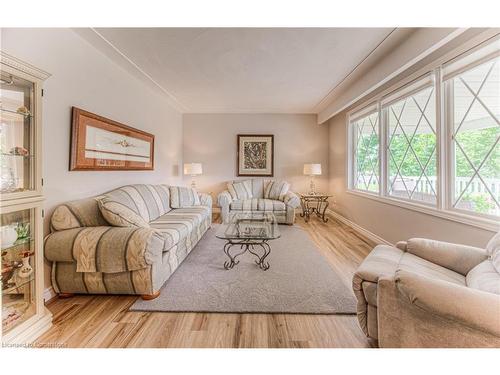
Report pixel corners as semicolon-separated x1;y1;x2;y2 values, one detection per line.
264;180;290;201
169;186;201;208
227;180;253;200
97;198;150;228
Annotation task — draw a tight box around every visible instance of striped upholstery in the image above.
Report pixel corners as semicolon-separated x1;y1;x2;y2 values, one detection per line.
50;197;108;231
227;180;253;200
99;184;171;223
150;206;211;251
218;179;299;225
264;180;290;201
46;184;212;296
169;186;201;208
283;191;301;209
230;198;286;212
45;226;164;273
98;198;150;228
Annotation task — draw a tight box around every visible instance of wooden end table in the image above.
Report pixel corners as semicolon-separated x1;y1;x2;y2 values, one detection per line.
299;193;332;223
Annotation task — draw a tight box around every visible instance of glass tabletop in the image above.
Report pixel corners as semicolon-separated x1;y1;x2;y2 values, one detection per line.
216;212;280;240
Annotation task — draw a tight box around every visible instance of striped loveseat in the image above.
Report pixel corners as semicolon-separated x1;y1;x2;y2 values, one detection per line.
217;179;300;225
44;184;211;300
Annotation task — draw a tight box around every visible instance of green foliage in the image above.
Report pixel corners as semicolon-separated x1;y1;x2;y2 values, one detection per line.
461;193;495;214
356;127;499;178
455;127;499;178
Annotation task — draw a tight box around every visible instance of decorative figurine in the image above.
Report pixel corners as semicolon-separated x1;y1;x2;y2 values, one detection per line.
16;106;31;116
9;146;29;156
16;251;33;279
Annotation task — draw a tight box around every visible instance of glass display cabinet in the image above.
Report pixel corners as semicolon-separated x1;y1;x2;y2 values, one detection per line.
1;52;52;344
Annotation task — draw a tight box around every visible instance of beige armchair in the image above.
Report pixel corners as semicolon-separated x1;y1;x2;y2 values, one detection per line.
353;237;500;348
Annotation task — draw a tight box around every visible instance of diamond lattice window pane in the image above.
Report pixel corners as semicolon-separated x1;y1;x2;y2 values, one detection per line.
452;57;500;217
352;112;379;193
386;86;437;204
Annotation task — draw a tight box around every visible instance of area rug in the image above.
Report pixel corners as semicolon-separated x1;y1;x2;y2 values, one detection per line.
130;225;357;314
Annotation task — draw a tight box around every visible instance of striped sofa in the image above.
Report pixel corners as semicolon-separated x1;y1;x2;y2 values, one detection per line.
44;184;212;300
217;179;300;225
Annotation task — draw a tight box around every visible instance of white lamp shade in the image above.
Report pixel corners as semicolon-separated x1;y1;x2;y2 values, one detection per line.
303;163;322;176
184;163;203;175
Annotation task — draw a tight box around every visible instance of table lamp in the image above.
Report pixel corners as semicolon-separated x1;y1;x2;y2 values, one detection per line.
184;163;203;189
303;163;321;195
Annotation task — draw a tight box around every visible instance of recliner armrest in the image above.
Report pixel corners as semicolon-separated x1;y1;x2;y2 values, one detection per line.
217;190;233;207
405;238;487;275
394;270;500;337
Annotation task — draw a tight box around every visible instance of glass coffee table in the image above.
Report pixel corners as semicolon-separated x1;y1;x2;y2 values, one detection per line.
216;212;280;271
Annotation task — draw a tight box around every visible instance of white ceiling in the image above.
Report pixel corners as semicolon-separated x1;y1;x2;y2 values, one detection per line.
91;28;394;113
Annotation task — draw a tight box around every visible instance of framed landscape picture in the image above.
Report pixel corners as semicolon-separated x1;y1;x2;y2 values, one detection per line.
237;134;274;177
70;107;154;171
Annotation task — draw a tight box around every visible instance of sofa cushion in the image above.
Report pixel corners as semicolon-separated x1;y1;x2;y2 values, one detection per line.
169;186;201;208
98;184;171;224
264;180;290;201
230;198;286;211
399;253;466;286
150;206;211;251
227;180;253;200
50;197;108;231
98;198;150;228
466;260;500;295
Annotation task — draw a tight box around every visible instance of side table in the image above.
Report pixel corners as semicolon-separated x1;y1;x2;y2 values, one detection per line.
299;193;332;223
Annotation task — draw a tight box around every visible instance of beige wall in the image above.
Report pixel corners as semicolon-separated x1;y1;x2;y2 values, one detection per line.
328;111;495;248
183;114;329;200
1;28;183;289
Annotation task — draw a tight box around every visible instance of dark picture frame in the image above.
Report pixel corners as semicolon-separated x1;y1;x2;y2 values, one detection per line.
70;107;154;171
237;134;274;177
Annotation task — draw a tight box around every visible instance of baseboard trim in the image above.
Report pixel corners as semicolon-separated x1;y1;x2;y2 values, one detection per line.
43;286;57;303
326;209;393;246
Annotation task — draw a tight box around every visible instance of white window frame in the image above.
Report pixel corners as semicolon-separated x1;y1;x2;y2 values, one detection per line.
382;74;438;207
346;36;500;232
347;103;380;196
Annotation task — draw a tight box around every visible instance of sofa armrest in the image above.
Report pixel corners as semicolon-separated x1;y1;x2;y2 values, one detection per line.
198;192;212;208
44;226;164;273
405;238;487;275
395;270;500;336
284;191;300;209
217;190;233;207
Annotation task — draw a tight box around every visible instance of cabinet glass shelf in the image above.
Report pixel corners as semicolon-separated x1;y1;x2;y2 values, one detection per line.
0;153;34;158
1;237;33;253
0;107;32;118
2;275;34;295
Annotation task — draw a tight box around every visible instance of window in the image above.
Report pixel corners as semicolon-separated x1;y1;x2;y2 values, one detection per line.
448;56;499;217
386;85;437;204
350;110;379;193
347;39;500;228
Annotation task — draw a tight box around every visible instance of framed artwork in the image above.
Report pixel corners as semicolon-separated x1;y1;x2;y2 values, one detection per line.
70;107;154;171
237;134;274;177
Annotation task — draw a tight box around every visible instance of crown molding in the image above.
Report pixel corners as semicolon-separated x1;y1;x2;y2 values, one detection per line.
73;28;188;113
0;51;51;81
317;28;472;123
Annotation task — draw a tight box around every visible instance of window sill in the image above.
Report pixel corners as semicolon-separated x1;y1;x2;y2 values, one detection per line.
346;189;500;232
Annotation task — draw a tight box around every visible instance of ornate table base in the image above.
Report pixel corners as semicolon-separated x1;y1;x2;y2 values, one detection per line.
299;194;331;223
223;239;271;271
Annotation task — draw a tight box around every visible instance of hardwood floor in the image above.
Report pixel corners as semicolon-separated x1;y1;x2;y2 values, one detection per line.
36;215;377;348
